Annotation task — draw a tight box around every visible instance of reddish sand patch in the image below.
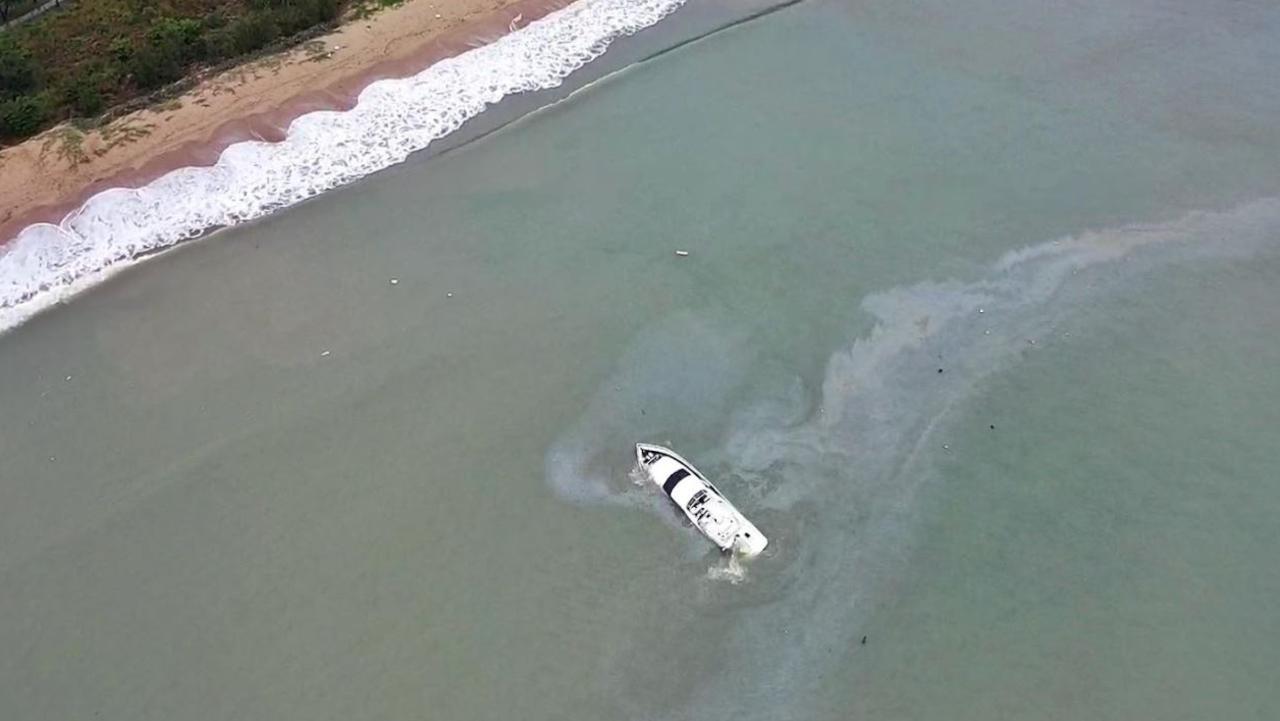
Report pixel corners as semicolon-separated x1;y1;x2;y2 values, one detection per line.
0;0;574;244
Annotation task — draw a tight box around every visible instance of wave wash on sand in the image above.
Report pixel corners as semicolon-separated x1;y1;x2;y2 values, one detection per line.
0;0;685;334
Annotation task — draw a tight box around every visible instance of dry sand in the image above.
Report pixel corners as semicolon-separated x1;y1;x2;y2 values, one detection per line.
0;0;572;243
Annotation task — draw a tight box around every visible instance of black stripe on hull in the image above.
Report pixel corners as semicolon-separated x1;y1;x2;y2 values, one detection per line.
662;468;690;495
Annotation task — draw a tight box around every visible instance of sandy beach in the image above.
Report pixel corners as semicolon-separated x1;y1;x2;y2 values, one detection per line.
0;0;571;244
3;0;1280;718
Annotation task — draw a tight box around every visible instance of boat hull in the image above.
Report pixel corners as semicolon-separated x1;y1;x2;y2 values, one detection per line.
635;443;768;557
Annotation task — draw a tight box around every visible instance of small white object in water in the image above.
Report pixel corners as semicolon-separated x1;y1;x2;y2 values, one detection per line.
390;278;399;285
675;250;690;257
320;350;331;357
447;292;454;298
978;308;985;314
65;375;72;381
635;443;768;557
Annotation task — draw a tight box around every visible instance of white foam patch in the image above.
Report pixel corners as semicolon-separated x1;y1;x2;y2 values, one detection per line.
706;552;749;584
0;0;686;335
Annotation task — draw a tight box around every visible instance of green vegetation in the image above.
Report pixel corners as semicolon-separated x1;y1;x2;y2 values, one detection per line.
0;1;47;26
0;0;350;142
351;0;403;20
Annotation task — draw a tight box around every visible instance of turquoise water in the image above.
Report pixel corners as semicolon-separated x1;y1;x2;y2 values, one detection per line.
2;0;1279;719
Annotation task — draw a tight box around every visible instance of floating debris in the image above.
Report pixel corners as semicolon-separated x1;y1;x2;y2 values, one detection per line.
389;278;399;285
320;350;331;357
675;250;690;257
65;375;72;381
447;292;454;298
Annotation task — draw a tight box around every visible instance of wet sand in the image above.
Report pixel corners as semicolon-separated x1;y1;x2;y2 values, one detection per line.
2;0;1279;718
0;0;575;244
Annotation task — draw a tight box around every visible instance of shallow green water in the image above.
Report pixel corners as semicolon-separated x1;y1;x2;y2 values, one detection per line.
829;255;1280;721
3;1;1279;719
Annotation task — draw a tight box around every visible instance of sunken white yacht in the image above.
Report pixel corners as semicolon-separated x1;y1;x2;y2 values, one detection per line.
635;443;768;557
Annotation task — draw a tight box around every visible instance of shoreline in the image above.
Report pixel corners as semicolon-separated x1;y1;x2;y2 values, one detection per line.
0;0;576;245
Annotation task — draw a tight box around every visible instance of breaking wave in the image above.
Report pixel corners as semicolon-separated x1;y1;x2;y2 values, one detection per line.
0;0;685;335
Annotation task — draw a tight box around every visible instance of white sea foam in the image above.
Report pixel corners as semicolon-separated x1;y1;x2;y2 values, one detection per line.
0;0;686;334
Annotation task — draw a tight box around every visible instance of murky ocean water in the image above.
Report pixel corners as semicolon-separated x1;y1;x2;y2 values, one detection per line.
2;1;1278;719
